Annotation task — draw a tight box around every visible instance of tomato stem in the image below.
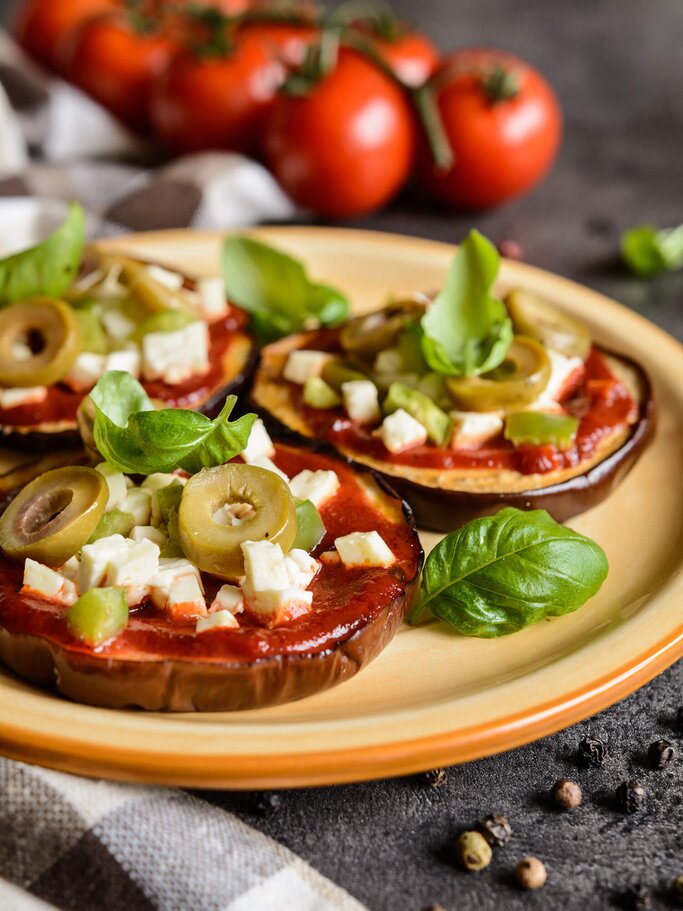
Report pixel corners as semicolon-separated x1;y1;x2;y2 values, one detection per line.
481;65;520;104
412;83;454;171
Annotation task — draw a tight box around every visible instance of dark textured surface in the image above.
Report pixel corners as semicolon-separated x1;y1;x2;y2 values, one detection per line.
2;0;682;908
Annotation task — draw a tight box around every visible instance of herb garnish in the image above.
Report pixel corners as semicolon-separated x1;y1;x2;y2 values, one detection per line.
408;507;608;636
222;235;349;343
0;202;85;305
89;371;256;476
420;229;513;376
621;223;683;277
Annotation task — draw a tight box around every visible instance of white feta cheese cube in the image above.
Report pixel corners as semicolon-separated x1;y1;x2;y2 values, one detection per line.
141;321;209;386
0;386;49;409
130;525;167;547
241;418;275;463
146;264;184;290
378;408;427;454
289;469;340;508
104;538;160;588
246;455;289;482
241;540;290;592
77;534;129;591
95;462;128;510
342;380;381;425
209;584;244;615
106;347;141;379
334;531;396;568
196;609;239;633
449;411;504;449
283;349;336;385
197;276;229;320
166;574;206;620
101;305;136;342
61;555;80;581
121;487;152;526
63;353;107;392
22;559;78;605
284;549;320;589
245;589;313;627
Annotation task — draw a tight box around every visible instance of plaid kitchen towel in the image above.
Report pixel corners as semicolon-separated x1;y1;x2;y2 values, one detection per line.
0;758;368;911
0;30;297;236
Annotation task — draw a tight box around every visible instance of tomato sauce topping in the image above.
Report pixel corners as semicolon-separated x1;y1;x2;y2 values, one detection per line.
0;306;250;428
0;446;421;664
296;345;638;476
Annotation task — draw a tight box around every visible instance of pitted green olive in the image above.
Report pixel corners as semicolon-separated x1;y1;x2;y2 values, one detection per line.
116;257;196;316
0;466;108;565
178;463;297;580
0;298;81;387
506;289;591;360
446;336;552;412
339;299;426;356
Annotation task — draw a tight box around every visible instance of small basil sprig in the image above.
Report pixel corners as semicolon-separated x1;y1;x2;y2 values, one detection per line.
89;371;256;475
621;223;683;277
0;202;85;305
420;229;513;376
222;235;349;343
409;507;608;637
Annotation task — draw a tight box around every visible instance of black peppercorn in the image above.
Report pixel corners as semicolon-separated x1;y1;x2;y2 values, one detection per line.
676;706;683;733
424;768;448;788
476;813;512;847
648;738;675;769
252;792;282;818
672;874;683;906
578;735;609;767
551;779;582;809
616;780;646;813
625;883;652;910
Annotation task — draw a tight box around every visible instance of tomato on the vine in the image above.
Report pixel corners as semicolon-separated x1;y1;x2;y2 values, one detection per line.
419;48;562;209
58;13;177;132
149;22;316;156
12;0;117;73
262;48;415;218
348;20;440;87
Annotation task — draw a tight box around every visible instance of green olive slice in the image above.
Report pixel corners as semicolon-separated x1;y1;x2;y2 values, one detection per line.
0;467;108;565
339;299;426;356
115;257;197;316
0;298;82;387
178;463;297;580
446;336;552;412
506;289;592;360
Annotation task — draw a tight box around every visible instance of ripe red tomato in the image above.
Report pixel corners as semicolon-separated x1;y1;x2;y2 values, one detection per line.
149;24;314;156
375;30;440;87
419;48;562;209
12;0;117;73
263;49;415;218
59;13;177;132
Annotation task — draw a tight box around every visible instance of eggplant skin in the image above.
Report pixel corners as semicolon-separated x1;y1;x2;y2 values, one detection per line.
251;336;656;532
0;456;423;712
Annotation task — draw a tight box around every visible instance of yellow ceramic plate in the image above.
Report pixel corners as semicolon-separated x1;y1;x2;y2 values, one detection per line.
0;227;681;789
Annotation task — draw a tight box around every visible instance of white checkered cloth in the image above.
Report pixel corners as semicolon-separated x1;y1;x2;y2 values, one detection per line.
0;759;368;911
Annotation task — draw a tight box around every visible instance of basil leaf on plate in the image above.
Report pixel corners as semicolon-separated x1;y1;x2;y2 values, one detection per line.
222;235;349;343
621;223;683;277
408;507;608;637
0;202;86;305
420;229;513;376
89;371;256;475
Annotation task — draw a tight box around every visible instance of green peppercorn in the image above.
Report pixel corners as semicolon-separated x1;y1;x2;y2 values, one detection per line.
515;856;547;890
456;831;492;872
551;779;582;809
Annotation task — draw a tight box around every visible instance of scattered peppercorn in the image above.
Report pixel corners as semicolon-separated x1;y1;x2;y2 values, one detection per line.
625;883;652;911
498;239;524;260
648;738;675;769
422;905;447;911
252;792;282;818
476;813;512;848
551;779;582;809
616;780;646;814
672;875;683;906
578;735;609;768
515;857;547;890
424;768;448;789
676;706;683;733
456;831;492;872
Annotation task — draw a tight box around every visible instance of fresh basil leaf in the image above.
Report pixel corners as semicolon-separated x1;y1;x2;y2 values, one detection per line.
621;223;683;277
89;371;256;475
408;507;608;637
420;229;513;376
222;235;349;343
0;202;86;305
